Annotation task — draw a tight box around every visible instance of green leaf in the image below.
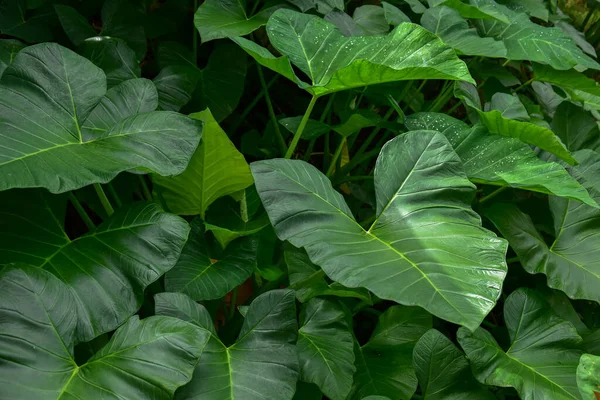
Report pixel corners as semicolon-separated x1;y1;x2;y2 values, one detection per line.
154;108;253;216
471;0;600;71
405;113;597;207
577;354;600;399
79;37;141;88
280;117;331;140
533;81;565;117
556;20;598;58
350;306;432;399
486;150;600;305
0;0;55;43
485;92;530;121
54;5;97;47
475;103;576;165
421;6;506;58
0;266;210;400
99;0;146;60
353;5;390;36
237;9;474;97
413;329;494;399
457;288;583;400
498;0;549;21
154;292;218;336
0;43;201;193
297;298;356;400
535;63;600;112
429;0;510;23
382;2;411;25
194;0;281;42
0;39;25;78
324;10;364;37
399;0;427;13
0;190;190;341
165;218;257;301
81;78;158;138
156;290;299;400
154;65;199;112
286;245;372;303
552;102;600;152
470;61;520;87
252;131;508;330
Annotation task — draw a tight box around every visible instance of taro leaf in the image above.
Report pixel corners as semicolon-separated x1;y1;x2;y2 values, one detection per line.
486;150;600;305
280;112;381;140
154;108;253;217
533;81;565;117
429;0;510;23
454;81;482;122
252;131;508;330
552;102;600;152
157;41;196;69
535;64;600;112
0;39;25;77
298;298;356;400
421;6;507;58
457;288;583;400
498;0;549;21
325;10;364;37
470;61;520;87
0;190;190;342
280;117;331;140
194;0;281;42
350;306;432;399
413;329;494;400
155;292;217;336
315;0;345;14
79;37;141;88
0;0;55;42
54;5;97;47
353;5;390;36
471;0;600;71
556;20;598;58
81;78;158;139
382;2;410;25
154;65;200;112
165;218;257;301
577;354;600;399
205;196;271;249
285;245;372;303
0;266;210;400
156;290;299;400
405;113;596;206
400;0;427;13
474;100;576;165
0;43;201;193
485;92;530;120
236;9;474;97
100;0;146;60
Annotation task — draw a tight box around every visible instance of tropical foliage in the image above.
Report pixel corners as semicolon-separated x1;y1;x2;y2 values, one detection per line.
1;0;600;399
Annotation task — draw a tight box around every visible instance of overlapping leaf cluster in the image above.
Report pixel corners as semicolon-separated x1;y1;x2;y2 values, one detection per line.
1;0;600;399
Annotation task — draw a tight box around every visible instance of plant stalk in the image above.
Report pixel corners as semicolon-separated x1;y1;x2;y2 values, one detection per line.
138;175;152;201
256;63;287;156
285;95;318;159
514;78;534;93
68;192;96;231
107;182;122;208
326;137;346;177
94;183;115;216
230;74;278;134
479;186;508;204
229;287;238;319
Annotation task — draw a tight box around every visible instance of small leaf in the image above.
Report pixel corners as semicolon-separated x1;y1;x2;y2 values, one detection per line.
165;218;257;301
413;329;494;399
458;288;583;400
298;298;356;400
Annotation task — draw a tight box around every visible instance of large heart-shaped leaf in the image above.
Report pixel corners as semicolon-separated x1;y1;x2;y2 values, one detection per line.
156;290;299;400
79;37;140;88
405;112;596;206
297;298;355;400
413;329;494;399
235;9;474;97
552;102;600;152
165;218;257;300
0;43;202;193
458;288;583;400
535;64;600;112
0;0;55;43
471;0;600;71
486;150;600;305
154;108;253;217
350;306;432;399
0;190;190;341
430;0;510;22
194;0;281;42
0;266;210;400
421;6;507;58
252;131;508;330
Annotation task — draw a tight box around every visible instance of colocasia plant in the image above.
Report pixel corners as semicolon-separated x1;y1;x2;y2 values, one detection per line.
2;0;600;399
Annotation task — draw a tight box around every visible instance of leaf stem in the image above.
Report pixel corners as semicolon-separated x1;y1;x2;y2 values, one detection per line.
94;183;114;216
387;94;405;123
507;256;520;264
479;186;508;204
229;287;238;319
285;95;318;159
256;62;287;156
514;78;533;93
230;74;278;134
502;59;511;67
240;191;249;222
68;192;96;231
326;137;346;176
106;182;122;208
138;175;152;201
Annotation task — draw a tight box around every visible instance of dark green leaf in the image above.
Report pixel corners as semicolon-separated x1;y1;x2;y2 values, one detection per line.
0;39;25;78
552;102;600;152
54;5;96;47
535;63;600;112
79;37;140;88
